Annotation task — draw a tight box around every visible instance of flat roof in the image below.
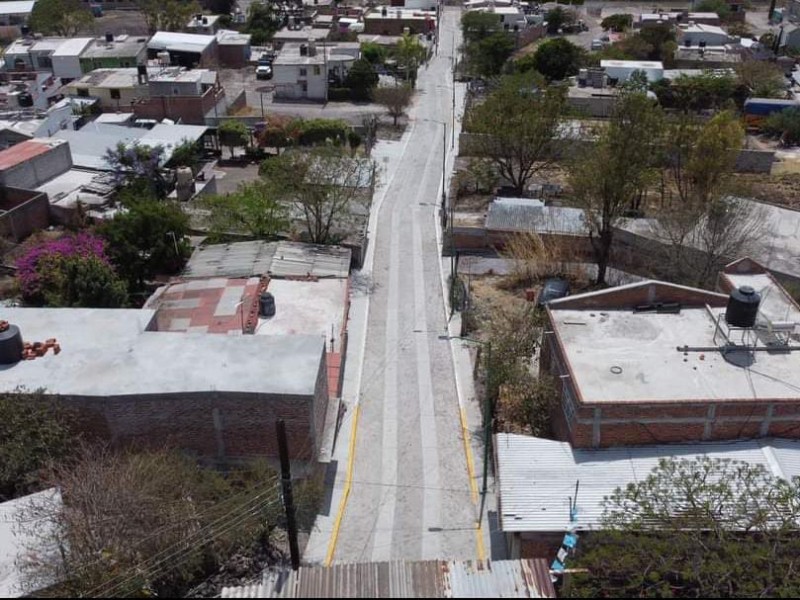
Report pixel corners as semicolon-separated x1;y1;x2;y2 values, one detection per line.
496;434;800;533
549;281;800;404
365;8;436;19
35;168;114;209
680;23;727;35
723;272;800;326
149;67;216;83
70;67;150;89
0;308;324;397
0;138;63;171
273;27;331;42
601;59;663;69
148;31;216;53
51;37;94;57
80;36;148;58
145;277;261;333
256;278;347;346
485;199;586;235
0;0;36;15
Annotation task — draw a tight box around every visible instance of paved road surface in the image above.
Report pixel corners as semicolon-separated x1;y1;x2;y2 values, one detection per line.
330;7;481;563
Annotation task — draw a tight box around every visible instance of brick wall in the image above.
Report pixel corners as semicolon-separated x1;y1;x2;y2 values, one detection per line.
0;187;50;242
57;351;329;463
134;87;225;125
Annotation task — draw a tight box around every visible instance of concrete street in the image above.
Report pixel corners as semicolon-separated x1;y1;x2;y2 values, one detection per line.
305;6;491;564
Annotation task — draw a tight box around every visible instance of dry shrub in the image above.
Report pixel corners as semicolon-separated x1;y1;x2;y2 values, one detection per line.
500;231;578;290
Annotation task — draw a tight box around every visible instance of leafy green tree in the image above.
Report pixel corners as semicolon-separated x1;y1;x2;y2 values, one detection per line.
544;7;574;35
468;32;516;79
103;142;168;199
137;0;201;34
531;38;584;81
0;392;74;501
694;0;730;19
260;147;376;244
570;457;800;598
246;2;282;45
360;42;387;65
570;91;664;285
735;59;786;99
764;106;800;145
394;32;428;84
257;115;302;153
29;0;92;36
347;131;362;156
373;84;414;126
99;197;191;293
38;254;128;308
201;180;289;239
167;140;203;173
218;120;250;159
651;72;738;112
461;10;501;44
600;13;632;32
467;73;566;196
345;59;379;101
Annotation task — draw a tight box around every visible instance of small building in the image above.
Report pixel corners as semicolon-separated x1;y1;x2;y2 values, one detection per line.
600;59;663;82
2;37;69;73
391;0;439;10
220;559;556;598
147;31;219;69
495;433;800;559
0;72;55;112
0;308;330;464
0;138;71;189
0;185;49;241
541;278;800;449
468;5;528;31
216;29;252;68
133;67;225;125
677;23;732;48
0;0;36;27
50;37;95;82
271;26;331;48
781;24;800;50
185;13;222;36
364;7;437;36
66;67;152;111
673;45;742;68
273;41;359;101
78;34;149;73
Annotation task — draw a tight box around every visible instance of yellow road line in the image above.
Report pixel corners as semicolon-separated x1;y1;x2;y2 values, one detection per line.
324;404;361;567
459;407;486;561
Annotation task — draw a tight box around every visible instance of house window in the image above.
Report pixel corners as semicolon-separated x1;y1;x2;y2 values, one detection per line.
109;88;121;99
313;65;321;76
301;81;308;93
562;384;577;429
299;68;307;77
77;88;89;97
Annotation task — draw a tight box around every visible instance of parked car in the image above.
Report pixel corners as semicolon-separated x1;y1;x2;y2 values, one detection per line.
256;64;273;80
537;278;570;307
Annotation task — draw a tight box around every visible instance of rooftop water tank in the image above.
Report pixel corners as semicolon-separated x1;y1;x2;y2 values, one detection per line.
726;285;761;328
0;323;23;365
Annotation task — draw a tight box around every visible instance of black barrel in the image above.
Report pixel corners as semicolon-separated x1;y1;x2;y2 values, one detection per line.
259;292;276;318
726;286;761;328
0;324;23;365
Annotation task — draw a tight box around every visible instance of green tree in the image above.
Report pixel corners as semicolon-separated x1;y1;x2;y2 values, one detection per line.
103;142;168;199
544;7;575;35
345;59;379;101
468;32;516;79
570;457;800;598
600;13;632;32
246;2;282;45
694;0;730;19
467;73;566;196
29;0;92;36
764;106;800;145
736;59;786;99
461;10;501;44
360;41;387;65
218;120;249;159
37;254;128;308
99;197;191;294
394;32;427;84
652;72;737;112
531;38;584;81
167;140;203;173
372;83;414;126
201;179;289;239
0;392;73;501
570;91;664;285
137;0;200;34
260;147;376;244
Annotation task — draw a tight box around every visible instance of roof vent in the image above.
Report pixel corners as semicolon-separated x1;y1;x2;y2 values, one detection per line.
726;285;761;328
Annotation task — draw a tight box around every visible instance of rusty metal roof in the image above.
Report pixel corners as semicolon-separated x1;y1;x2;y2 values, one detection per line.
220;559;555;598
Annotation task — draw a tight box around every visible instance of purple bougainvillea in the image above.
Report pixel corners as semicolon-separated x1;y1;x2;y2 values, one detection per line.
17;233;111;301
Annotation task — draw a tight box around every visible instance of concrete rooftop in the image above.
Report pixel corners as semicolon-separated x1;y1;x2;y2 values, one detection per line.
551;302;800;404
0;308;324;397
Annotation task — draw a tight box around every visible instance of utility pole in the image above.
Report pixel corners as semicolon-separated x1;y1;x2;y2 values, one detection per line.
276;420;301;570
479;341;493;527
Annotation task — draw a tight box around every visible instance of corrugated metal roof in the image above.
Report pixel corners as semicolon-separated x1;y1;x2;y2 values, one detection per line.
221;559;555;598
183;241;351;279
496;434;800;534
485;199;586;235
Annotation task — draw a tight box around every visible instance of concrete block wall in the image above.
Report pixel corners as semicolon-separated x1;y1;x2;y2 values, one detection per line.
0;188;50;242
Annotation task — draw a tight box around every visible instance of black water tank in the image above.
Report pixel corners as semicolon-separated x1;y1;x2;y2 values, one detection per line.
0;324;23;365
105;32;114;43
17;93;33;108
726;285;761;328
259;292;276;318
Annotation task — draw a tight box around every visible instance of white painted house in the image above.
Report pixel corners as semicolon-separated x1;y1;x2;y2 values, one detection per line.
273;41;359;101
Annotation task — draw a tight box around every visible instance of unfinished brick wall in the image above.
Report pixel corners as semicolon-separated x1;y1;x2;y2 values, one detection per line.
58;353;329;462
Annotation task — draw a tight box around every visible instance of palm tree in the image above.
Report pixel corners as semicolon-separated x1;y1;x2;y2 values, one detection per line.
395;32;427;85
